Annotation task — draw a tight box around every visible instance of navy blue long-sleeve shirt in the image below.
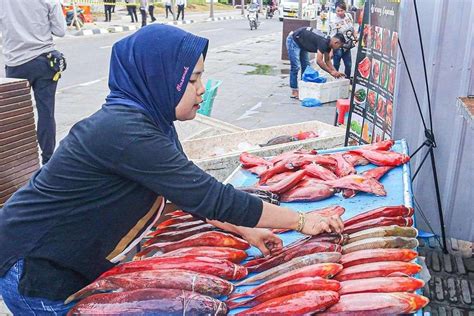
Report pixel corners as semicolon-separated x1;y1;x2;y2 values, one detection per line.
0;105;262;300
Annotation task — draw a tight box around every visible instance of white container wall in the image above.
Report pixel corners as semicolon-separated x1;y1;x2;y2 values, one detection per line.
393;0;474;241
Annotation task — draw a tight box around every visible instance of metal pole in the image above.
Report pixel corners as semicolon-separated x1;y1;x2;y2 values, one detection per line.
298;0;302;19
210;0;214;19
72;0;81;30
241;0;245;15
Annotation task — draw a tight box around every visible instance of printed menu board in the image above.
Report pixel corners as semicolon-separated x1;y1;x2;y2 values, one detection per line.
345;0;400;145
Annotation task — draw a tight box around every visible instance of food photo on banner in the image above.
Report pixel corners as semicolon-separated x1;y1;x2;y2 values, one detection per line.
346;0;400;145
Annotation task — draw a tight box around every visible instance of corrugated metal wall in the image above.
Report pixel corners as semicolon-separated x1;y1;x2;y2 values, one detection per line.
393;0;474;241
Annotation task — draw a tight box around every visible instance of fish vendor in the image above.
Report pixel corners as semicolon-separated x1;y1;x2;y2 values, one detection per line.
0;25;343;314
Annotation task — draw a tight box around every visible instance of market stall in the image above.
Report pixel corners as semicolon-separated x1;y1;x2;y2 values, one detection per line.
67;139;429;315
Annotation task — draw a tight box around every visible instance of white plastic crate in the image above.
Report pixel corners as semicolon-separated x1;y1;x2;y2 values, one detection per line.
298;77;350;103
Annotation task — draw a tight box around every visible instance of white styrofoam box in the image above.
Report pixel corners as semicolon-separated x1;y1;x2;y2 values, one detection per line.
298;77;350;103
182;120;346;181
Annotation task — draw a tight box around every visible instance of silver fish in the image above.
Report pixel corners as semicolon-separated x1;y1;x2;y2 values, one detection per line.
342;236;419;254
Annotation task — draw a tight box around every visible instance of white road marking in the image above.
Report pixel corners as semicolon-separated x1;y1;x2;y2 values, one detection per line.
236;102;262;121
199;28;224;33
57;76;108;93
79;79;102;86
100;45;113;49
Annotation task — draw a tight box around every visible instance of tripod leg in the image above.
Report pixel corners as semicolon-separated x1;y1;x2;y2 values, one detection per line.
429;148;448;253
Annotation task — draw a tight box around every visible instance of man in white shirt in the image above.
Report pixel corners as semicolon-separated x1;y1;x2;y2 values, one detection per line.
0;0;67;165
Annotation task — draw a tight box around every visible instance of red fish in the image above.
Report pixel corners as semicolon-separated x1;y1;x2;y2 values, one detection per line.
320;292;429;315
285;154;337;170
99;256;248;280
339;276;425;295
269;149;318;164
246;241;342;273
247;165;269;176
340;248;418;268
362;139;395;151
265;171;296;185
67;288;228;316
303;163;338;180
342;166;394;198
65;269;234;303
343;216;413;234
334;261;422;281
258;160;291;185
344;205;414;227
293;131;318;140
165;210;189;218
143;224;215;246
154;214;195;230
348;149;410;166
324;174;387;196
148;220;206;237
256;169;306;194
332;153;356;177
240;152;272;168
228;277;340;309
228;263;343;301
235;290;340;315
280;181;335;202
342;152;370;166
153;246;247;263
143;231;250;253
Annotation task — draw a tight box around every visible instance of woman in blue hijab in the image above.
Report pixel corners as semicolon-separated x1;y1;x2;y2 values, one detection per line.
0;25;343;314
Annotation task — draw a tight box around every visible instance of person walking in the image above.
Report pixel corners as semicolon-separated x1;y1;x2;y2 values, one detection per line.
0;25;343;314
286;26;346;99
329;1;357;79
104;0;114;22
111;0;116;12
126;0;139;23
139;0;148;27
176;0;185;20
148;0;157;22
0;0;67;165
165;0;173;19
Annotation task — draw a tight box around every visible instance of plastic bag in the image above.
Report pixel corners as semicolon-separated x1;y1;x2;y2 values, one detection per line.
301;98;322;107
302;66;327;83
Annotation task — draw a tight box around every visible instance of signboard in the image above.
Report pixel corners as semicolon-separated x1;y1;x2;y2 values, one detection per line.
345;0;401;145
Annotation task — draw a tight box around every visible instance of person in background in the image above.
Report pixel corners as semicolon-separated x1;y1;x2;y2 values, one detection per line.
104;0;114;22
111;0;116;13
286;27;345;99
148;0;157;22
176;0;185;21
329;1;357;79
126;0;139;23
165;0;174;19
0;25;343;314
140;0;148;27
0;0;67;165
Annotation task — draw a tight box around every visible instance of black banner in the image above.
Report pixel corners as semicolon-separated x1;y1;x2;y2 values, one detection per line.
345;0;401;145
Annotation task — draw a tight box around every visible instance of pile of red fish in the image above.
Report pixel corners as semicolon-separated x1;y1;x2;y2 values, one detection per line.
67;210;253;315
239;139;410;202
67;202;429;314
225;204;428;314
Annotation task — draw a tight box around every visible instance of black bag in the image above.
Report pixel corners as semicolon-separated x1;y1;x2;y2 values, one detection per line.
46;50;67;81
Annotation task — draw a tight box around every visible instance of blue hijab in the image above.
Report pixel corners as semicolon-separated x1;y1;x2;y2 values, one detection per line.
104;25;209;141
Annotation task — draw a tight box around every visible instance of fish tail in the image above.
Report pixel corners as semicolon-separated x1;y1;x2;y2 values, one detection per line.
226;298;250;309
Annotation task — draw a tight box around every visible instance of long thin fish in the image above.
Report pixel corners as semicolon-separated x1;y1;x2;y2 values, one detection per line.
346;225;418;245
320;292;429;315
339;277;424;295
340;248;418;268
67;288;228;316
342;236;419;254
236;252;341;286
334;261;422;281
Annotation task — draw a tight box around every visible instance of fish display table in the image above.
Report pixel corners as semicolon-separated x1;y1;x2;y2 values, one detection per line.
224;139;425;315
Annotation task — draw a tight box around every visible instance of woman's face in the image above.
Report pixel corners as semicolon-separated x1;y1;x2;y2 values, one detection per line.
336;7;346;18
175;55;206;121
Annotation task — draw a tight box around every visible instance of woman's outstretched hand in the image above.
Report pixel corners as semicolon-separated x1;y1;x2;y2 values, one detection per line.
238;227;283;257
301;213;344;235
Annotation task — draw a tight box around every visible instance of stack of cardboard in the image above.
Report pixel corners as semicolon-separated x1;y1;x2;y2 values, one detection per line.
0;78;40;206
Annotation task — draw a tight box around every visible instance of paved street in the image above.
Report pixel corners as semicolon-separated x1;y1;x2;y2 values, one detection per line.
0;16;344;144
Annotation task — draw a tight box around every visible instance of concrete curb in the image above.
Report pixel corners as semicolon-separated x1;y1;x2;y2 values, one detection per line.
69;15;241;36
